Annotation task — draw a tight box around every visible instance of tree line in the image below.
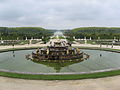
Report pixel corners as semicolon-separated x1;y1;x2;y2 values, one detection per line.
0;27;54;40
64;27;120;39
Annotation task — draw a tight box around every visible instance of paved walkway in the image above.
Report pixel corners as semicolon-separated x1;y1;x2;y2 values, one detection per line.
0;43;120;50
0;43;47;50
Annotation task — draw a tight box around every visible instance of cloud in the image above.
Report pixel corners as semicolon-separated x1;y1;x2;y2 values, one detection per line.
0;0;120;29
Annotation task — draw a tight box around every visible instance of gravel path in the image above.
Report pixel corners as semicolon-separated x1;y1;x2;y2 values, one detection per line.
0;76;120;90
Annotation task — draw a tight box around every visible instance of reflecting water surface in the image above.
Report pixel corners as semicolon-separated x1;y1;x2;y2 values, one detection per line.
0;49;120;73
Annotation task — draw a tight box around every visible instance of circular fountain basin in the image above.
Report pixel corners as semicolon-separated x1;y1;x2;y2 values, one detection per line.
0;49;120;74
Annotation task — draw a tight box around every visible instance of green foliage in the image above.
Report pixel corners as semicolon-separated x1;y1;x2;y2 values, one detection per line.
42;37;50;44
0;27;53;40
66;36;74;44
72;27;120;33
64;27;120;39
52;36;65;39
18;40;29;45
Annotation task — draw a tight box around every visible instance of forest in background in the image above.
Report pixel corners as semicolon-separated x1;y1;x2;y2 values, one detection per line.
1;27;120;40
0;27;54;40
64;27;120;39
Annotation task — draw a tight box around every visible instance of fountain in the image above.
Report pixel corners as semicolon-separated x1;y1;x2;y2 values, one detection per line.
31;40;89;62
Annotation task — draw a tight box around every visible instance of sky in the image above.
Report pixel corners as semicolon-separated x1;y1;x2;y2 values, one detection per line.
0;0;120;29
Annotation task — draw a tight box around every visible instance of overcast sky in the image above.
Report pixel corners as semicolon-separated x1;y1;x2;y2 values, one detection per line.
0;0;120;29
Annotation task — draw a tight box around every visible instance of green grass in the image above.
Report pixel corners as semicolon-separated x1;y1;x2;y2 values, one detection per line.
52;36;65;39
0;70;120;80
